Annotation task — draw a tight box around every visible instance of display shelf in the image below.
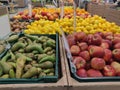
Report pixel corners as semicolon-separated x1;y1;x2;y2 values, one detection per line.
0;36;68;90
61;38;120;90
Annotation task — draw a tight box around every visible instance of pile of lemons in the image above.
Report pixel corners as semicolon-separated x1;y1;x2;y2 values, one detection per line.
24;15;120;34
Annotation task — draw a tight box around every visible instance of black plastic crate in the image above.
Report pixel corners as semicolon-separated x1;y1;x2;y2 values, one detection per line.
67;53;120;82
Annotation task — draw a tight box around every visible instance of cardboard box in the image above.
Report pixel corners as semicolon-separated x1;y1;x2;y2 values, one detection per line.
87;3;105;17
15;0;26;8
32;2;43;7
61;39;120;90
87;3;92;14
105;8;120;25
0;6;8;16
0;36;68;90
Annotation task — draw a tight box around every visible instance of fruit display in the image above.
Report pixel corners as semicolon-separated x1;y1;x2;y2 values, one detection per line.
24;15;120;34
59;15;120;34
24;19;60;34
13;7;90;21
10;19;30;33
0;34;56;79
67;31;120;77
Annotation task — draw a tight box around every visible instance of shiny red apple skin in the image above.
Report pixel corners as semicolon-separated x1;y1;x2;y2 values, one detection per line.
100;42;109;49
73;57;86;69
114;43;120;49
87;69;103;77
78;42;88;51
77;69;87;77
103;49;112;62
89;46;105;58
91;57;106;70
74;32;86;41
103;65;116;76
112;49;120;62
70;45;80;56
79;51;90;61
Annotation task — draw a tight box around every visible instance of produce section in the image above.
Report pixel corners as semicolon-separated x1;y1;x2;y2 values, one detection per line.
0;0;120;89
12;7;90;21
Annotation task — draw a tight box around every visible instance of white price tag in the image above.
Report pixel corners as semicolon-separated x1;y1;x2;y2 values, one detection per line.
28;0;32;17
0;6;11;39
73;0;76;32
60;0;64;19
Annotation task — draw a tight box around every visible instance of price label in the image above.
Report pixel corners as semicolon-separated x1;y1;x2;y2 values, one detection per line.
28;0;32;17
73;0;76;32
60;0;64;19
0;6;11;39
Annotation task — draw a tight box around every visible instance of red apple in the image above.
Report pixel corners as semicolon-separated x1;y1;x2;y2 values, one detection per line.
111;61;120;75
114;34;120;38
76;69;87;77
48;16;55;21
46;13;52;18
88;45;95;51
92;34;102;45
21;15;28;20
73;57;86;69
79;51;90;61
85;62;91;70
87;69;103;77
103;65;116;76
86;34;94;45
104;32;113;37
34;15;40;20
87;34;102;45
100;42;109;49
32;12;36;17
113;49;120;61
67;34;76;47
89;46;105;58
117;72;120;76
70;45;80;55
106;36;114;41
91;57;106;70
27;16;32;19
78;42;88;51
112;37;120;45
114;43;120;49
95;32;105;38
74;32;86;41
102;39;112;48
41;11;47;16
53;13;59;18
18;12;24;15
103;49;112;62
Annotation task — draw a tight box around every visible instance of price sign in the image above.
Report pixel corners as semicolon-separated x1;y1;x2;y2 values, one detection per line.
73;0;76;32
60;0;64;19
28;0;32;17
0;6;11;39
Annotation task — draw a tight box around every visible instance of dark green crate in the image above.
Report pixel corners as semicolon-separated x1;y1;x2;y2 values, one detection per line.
0;32;21;58
0;33;59;84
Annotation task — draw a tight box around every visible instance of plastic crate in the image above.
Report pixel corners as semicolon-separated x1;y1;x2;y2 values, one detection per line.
0;33;59;84
67;51;120;82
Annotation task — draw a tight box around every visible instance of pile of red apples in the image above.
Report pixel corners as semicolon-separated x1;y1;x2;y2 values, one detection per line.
67;32;120;77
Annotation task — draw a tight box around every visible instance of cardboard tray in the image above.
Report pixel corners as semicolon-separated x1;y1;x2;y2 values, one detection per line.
0;33;59;83
61;38;120;90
